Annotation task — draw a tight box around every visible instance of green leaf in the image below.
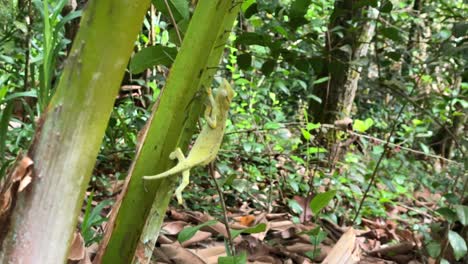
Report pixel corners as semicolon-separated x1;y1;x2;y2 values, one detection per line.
152;0;189;22
288;199;303;215
313;77;329;85
261;60;276;76
0;87;8;101
353;118;374;132
4;90;37;102
301;128;311;140
436;207;458;223
218;252;247;264
452;22;468;38
237;53;252;70
380;1;393;13
235;32;272;47
177;220;218;243
306;123;321;131
230;223;267;239
380;27;401;41
448;230;467;260
426;241;441;258
129;46;178;73
310;190;336;215
289;0;311;29
454;205;468;226
307;147;327;154
241;0;256;12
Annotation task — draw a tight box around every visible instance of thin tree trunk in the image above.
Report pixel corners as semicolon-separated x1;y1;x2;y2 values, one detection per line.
0;1;150;263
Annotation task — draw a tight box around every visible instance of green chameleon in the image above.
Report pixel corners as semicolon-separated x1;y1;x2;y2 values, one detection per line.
143;79;235;204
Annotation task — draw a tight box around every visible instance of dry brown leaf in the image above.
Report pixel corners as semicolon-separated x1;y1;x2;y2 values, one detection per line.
181;230;212;247
265;213;289;221
157;234;174;244
322;227;360;264
68;232;85;261
285;243;316;254
269;220;294;230
162;221;188;235
18;175;32;192
193;244;226;264
160;243;206;264
235;215;256;226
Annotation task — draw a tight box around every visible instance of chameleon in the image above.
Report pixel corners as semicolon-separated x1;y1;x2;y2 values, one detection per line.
143;79;235;204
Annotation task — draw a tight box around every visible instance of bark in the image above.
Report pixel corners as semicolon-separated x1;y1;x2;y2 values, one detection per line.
308;0;378;125
0;1;150;263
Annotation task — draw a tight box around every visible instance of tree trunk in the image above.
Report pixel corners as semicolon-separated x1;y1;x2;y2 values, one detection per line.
0;1;150;263
94;1;240;263
308;0;378;125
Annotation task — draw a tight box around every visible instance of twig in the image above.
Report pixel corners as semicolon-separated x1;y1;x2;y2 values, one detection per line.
226;122;461;164
352;75;420;225
208;162;235;255
163;0;183;45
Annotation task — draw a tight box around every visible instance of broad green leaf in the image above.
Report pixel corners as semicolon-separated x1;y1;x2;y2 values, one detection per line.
129;46;178;73
218;252;247;264
177;220;218;243
380;1;393;13
380;27;401;41
452;22;468;38
448;230;467;260
454;205;468;226
306;123;321;131
426;241;441;258
310;190;336;215
261;60;276;76
237;53;252;70
436;207;458;223
152;0;189;22
353;118;374;132
289;0;311;29
235;32;272;47
241;0;256;12
288;199;303;215
230;223;267;239
307;147;327;154
232;179;251;193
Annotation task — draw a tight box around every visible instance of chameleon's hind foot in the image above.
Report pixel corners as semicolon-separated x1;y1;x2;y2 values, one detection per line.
169;148;185;162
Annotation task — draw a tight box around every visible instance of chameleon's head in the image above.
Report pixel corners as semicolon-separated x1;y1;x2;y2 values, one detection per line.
216;79;235;108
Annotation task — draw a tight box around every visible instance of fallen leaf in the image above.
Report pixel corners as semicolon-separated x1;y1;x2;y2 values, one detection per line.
159;243;206;264
68;232;85;261
235;215;256;226
322;227;360;264
162;221;188;235
181;230;212;247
